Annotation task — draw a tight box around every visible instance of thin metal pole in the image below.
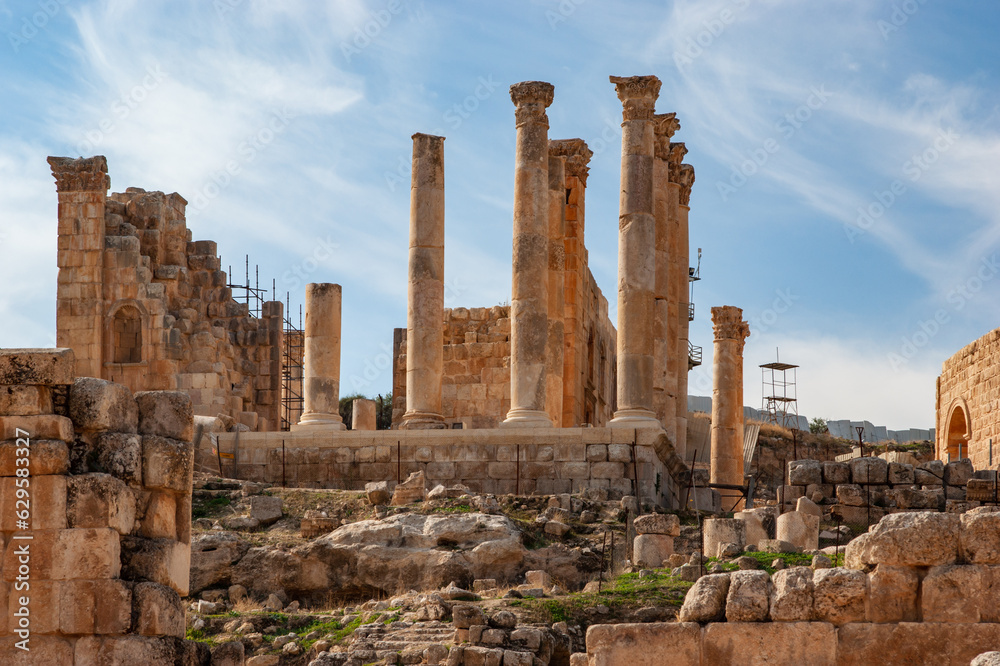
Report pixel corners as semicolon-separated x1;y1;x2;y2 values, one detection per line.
516;443;521;496
631;433;640;506
282;440;286;487
598;530;608;591
397;441;402;484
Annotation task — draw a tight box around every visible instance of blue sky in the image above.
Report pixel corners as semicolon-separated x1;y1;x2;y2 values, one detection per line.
1;0;998;430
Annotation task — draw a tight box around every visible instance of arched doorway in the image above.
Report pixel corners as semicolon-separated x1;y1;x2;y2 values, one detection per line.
945;401;971;461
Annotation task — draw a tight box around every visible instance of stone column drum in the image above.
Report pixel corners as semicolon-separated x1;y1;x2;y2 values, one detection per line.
545;150;567;427
710;305;750;509
503;81;555;428
401;133;447;429
676;163;696;457
297;283;346;429
652;114;681;443
609;75;662;427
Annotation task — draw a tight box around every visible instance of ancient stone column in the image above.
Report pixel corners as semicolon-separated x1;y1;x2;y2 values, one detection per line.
609;75;662;428
652;115;681;444
675;163;696;459
545;150;566;427
710;306;750;510
503;81;555;428
352;397;377;430
549;139;593;428
49;156;109;379
401;133;447;429
297;283;346;429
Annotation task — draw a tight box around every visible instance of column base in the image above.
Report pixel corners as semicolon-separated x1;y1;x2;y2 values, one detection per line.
400;411;447;430
292;412;346;431
609;409;662;428
501;409;554;428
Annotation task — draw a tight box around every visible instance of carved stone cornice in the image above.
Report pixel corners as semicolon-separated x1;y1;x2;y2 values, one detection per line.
610;75;661;120
549;138;593;185
712;306;750;342
510;81;554;129
48;155;110;193
678;164;696;206
653;113;681;159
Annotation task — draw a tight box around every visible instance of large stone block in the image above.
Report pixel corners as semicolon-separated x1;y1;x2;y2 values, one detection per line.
836;484;866;507
67;473;136;534
69;377;138;434
74;634;211;664
0;348;74;386
585;622;701;666
120;536;190;596
140;491;177;540
845;511;960;568
836;622;1000;666
867;565;918;623
813;567;867;626
850;457;887;484
678;573;730;623
135;391;194;442
887;462;914;485
776;511;819;552
9;579;59;634
633;513;680;536
915;459;944;485
788;459;822;486
726;570;771;622
0;636;74;664
822;461;850;485
944;459;974;486
141;436;193;493
190;532;250;594
0;475;67;530
893;487;944;510
0;439;69;477
922;564;984;623
5;528;121;581
133;581;185;637
59;578;132;635
770;566;814;622
0;414;73;441
92;432;142;485
703;622;837;666
0;385;49;415
633;534;673;568
704;518;745;558
249;495;283;525
734;511;768;549
962;506;1000;564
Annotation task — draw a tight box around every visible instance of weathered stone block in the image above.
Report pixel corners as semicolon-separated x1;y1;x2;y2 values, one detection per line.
813;567;867;626
726;570;771;622
69;377;138;434
0;414;73;441
0;384;49;416
92;432;142;485
945;458;974;487
633;513;680;536
140;491;177;539
0;636;74;664
0;474;66;530
678;573;730;623
915;460;944;485
836;621;1000;666
120;536;190;596
836;484;866;507
922;564;984;623
249;495;282;525
734;511;768;549
822;461;850;485
0;348;74;385
893;487;944;510
962;506;1000;564
703;622;837;666
846;511;960;568
0;438;69;477
586;623;701;666
133;582;185;637
67;473;136;534
868;565;918;623
141;436;193;493
59;579;132;635
887;462;914;485
850;457;887;484
788;459;822;486
633;534;673;568
770;566;814;622
704;518;745;558
776;511;819;552
135;390;194;442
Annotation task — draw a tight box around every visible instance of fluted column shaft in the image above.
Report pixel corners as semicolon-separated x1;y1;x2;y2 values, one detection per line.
675;164;696;458
710;306;750;509
610;75;662;427
503;81;555;428
401;133;447;429
297;283;345;429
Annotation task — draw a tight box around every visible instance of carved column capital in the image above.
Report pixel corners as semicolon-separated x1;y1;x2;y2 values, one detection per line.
678;164;696;206
48;155;110;193
666;142;688;182
712;306;750;342
653;113;681;159
549;138;593;185
510;81;554;129
610;75;661;120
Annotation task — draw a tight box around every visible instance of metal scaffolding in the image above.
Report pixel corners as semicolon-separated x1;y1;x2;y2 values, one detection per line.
760;348;798;429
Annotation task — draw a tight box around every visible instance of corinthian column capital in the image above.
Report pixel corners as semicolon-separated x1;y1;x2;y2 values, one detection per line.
610;75;661;120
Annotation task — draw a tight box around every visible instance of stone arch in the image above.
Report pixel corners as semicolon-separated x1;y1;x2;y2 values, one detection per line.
944;398;971;461
106;300;147;365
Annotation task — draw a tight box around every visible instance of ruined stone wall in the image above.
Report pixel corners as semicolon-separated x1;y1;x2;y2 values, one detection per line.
0;348;210;664
936;328;1000;469
51;156;283;432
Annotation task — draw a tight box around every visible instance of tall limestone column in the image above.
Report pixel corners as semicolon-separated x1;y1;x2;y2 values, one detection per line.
296;283;346;429
609;75;662;428
401;133;447;429
503;81;555;428
49;156;109;379
549;139;593;427
545;150;567;427
675;163;696;458
710;306;750;510
652;115;681;444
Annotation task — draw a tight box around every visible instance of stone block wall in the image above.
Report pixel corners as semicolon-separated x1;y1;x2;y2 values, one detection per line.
0;348;208;664
50;155;283;432
579;509;1000;666
936;327;1000;467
